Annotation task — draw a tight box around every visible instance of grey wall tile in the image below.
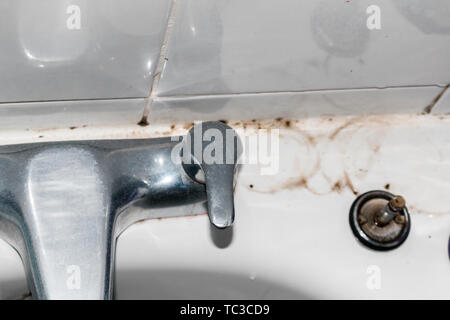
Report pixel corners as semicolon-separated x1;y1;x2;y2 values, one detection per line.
0;0;171;102
158;0;450;96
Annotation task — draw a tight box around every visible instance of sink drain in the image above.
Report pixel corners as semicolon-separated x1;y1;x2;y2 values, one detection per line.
349;190;411;250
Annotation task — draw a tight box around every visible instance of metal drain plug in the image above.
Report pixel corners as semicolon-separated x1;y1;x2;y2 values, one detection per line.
349;190;411;250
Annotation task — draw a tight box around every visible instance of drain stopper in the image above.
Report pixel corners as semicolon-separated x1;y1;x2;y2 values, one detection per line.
349;190;411;250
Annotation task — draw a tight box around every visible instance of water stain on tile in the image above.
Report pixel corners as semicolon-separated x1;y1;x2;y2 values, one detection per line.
311;1;369;58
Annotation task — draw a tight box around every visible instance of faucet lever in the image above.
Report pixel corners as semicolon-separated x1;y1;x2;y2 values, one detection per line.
182;122;242;229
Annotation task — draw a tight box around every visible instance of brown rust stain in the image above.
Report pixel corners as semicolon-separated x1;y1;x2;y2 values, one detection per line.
226;115;398;136
137;116;150;127
281;177;309;190
24;112;450;142
226;118;299;131
23;115;450;200
343;171;358;195
329;120;355;140
247;176;310;194
242;117;365;196
242;118;368;196
331;181;343;192
330;173;358;195
407;205;450;217
184;122;195;130
17;292;31;300
307;135;316;144
249;172;358;196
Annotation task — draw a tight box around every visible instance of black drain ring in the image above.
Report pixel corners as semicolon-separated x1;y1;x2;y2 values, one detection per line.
349;190;411;251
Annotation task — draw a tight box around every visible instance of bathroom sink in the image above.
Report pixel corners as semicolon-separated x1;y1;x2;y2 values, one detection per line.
116;114;450;299
0;0;449;300
2;113;448;300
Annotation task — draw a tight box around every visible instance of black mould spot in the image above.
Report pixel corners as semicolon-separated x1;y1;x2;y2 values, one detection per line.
138;117;149;127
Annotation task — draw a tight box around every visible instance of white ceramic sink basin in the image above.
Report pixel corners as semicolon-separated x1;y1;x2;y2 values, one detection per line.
2;113;448;299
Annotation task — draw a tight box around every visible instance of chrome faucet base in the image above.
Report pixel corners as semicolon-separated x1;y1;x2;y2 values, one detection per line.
0;122;240;299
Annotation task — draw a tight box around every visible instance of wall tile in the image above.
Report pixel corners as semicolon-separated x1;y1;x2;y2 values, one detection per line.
0;0;171;102
158;0;450;96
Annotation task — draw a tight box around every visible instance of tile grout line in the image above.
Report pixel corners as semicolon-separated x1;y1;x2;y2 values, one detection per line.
154;84;449;101
0;96;146;106
423;85;449;114
1;84;446;107
139;0;179;126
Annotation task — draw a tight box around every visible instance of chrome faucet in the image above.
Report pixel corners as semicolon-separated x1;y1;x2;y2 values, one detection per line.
0;121;241;299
